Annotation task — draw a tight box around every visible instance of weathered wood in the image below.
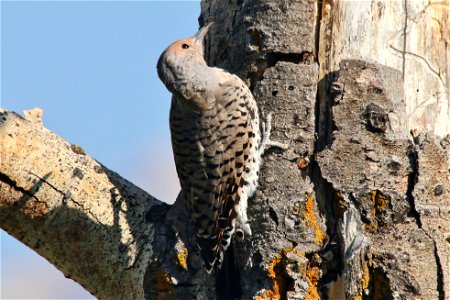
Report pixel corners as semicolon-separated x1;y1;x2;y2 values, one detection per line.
1;0;448;299
317;60;449;299
0;110;162;299
318;0;449;137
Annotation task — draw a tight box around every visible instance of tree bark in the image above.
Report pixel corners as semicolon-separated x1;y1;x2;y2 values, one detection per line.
1;1;448;299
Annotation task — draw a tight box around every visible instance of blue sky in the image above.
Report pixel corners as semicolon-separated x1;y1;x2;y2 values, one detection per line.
1;1;200;298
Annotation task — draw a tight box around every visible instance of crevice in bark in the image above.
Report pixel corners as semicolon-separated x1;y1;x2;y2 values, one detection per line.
30;172;67;199
433;241;445;300
0;172;40;201
312;71;343;297
315;71;339;152
312;163;344;298
248;59;269;91
216;246;243;299
371;266;394;300
314;0;323;61
266;52;308;67
406;143;422;228
0;171;51;222
248;52;313;91
268;206;279;226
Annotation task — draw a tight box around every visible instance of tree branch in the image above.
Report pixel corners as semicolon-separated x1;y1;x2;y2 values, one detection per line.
0;109;216;299
2;0;449;298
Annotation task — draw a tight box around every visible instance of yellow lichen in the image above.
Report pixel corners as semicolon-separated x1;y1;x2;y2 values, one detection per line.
70;144;86;155
354;256;372;300
154;270;174;299
303;194;325;245
361;262;370;291
174;238;188;271
335;191;347;218
304;264;320;300
256;252;282;300
176;248;188;271
372;191;388;213
267;253;283;279
257;248;320;300
255;287;281;300
369;190;390;231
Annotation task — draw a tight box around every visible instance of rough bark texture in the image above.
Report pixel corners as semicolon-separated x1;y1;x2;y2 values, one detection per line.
1;0;449;299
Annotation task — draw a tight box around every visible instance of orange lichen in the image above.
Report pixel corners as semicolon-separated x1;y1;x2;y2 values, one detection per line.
257;248;321;300
361;262;370;291
304;263;320;300
267;253;283;279
256;253;283;300
70;144;86;155
303;194;325;245
364;222;377;233
154;270;174;299
175;246;188;271
256;287;281;300
296;252;320;300
369;190;390;230
371;191;388;213
335;191;347;218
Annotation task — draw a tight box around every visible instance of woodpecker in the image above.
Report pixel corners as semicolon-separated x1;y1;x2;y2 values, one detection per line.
157;23;271;273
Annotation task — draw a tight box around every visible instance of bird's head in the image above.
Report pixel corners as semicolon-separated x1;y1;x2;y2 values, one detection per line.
157;23;213;95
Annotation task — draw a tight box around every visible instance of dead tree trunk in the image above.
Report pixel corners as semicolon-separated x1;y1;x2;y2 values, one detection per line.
1;1;448;299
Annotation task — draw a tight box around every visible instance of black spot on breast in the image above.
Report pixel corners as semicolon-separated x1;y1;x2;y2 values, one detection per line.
239;178;247;187
224;99;236;108
236;132;246;137
204;153;215;159
225;140;237;151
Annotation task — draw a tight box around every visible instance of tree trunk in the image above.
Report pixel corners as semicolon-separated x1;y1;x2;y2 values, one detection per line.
1;1;448;299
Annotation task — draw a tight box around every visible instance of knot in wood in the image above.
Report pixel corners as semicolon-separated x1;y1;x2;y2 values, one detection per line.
363;103;388;133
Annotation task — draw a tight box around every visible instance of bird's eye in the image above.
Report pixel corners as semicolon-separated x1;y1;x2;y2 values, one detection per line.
181;44;190;49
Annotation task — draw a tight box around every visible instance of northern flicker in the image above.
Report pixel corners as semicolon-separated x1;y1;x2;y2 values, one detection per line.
157;23;271;273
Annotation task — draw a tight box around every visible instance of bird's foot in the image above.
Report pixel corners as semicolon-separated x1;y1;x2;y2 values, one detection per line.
260;112;289;154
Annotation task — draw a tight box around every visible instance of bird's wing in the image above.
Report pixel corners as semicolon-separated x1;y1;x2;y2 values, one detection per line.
196;77;258;271
170;74;258;272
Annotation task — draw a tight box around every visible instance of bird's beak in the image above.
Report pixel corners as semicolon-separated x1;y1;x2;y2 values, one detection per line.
194;22;213;45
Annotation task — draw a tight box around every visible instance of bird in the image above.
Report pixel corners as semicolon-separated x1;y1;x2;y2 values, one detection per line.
157;23;272;273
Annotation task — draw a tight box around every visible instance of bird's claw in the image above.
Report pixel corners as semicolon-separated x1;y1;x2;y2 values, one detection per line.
260;112;289;154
